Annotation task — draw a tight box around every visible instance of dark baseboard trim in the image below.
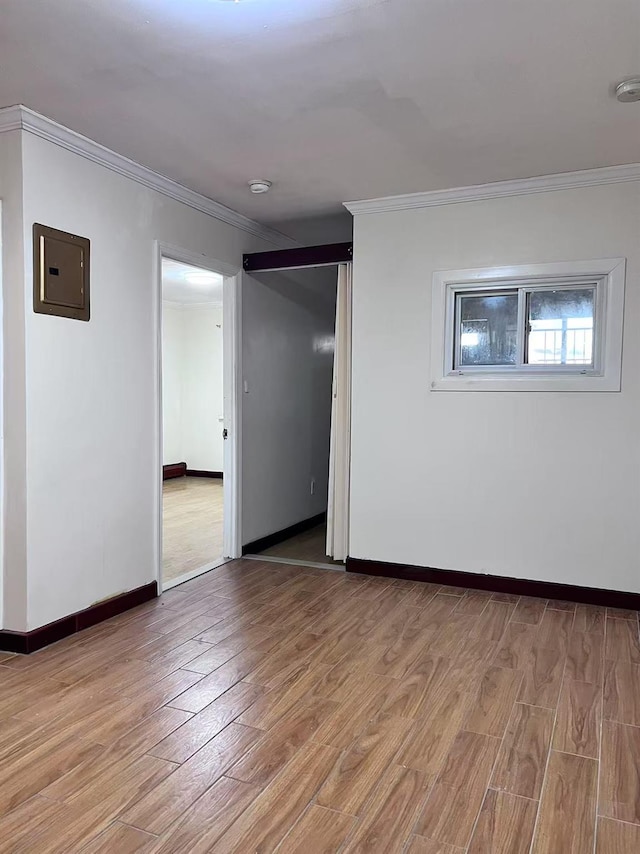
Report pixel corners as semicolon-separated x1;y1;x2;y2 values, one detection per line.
186;470;223;479
163;462;186;480
346;557;640;611
243;512;326;556
0;581;158;655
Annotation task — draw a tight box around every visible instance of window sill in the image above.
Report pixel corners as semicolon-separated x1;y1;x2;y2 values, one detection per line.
430;373;621;392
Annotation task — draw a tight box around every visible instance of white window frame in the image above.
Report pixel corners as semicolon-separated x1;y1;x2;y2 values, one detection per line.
430;258;626;392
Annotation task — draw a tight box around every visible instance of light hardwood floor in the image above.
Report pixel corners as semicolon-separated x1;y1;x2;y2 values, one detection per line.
162;477;223;583
1;560;639;852
257;522;344;567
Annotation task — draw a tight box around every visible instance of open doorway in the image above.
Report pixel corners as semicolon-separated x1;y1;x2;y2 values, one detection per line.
241;263;349;570
160;255;228;588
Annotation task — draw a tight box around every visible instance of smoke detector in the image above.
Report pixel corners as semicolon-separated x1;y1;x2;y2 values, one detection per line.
248;179;272;195
616;79;640;103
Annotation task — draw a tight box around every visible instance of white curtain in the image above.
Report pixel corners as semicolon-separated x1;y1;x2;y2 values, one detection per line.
326;263;352;561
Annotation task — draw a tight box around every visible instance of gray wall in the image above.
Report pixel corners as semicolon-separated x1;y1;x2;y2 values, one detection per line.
242;267;337;545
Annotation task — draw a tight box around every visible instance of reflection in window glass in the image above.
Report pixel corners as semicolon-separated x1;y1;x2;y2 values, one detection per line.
526;288;595;366
457;292;518;366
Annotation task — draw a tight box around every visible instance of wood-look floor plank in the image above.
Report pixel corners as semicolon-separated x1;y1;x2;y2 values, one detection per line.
168;649;266;713
491;592;520;604
58;754;178;811
225;698;337;788
404;839;464;853
0;716;44;764
120;722;260;834
603;659;640;725
530;750;597;854
0;729;104;814
574;604;606;634
236;661;332;729
546;600;576;614
316;713;413;815
396;685;472;776
369;632;432;679
606;608;638;621
605;617;640;663
453;591;492;616
565;630;604;684
467;789;539;854
341;765;434;853
52;685;192;748
471;601;515;642
244;632;326;688
1;759;177;853
446;636;499;695
552;679;601;758
410;594;460;632
381;654;451;720
596;817;640;853
491;702;554;799
536;609;574;654
81;822;157;854
0;796;76;854
428;614;477;658
149;775;259;854
494;623;540;670
464;666;523;738
399;584;441;608
600;720;640;823
414;729;502;848
517;645;565;709
41;707;193;802
312;673;398;750
511;597;547;625
212;742;340;852
434;585;466;597
370;602;418;644
310;651;377;704
277;805;357;853
150;681;264;763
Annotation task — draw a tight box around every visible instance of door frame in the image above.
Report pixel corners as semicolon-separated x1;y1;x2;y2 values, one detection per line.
153;241;243;594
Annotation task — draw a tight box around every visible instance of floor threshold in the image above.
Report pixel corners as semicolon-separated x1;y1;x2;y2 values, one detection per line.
243;554;346;572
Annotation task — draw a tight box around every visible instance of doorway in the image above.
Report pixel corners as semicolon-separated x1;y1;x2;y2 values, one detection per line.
156;245;240;591
241;263;350;571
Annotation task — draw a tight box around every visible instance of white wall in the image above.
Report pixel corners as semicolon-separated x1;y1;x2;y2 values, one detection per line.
162;302;224;471
0;130;27;631
5;131;272;632
242;268;337;545
350;181;640;593
161;303;184;466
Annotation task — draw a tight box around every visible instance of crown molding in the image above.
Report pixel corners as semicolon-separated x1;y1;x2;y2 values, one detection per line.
344;163;640;215
0;105;296;249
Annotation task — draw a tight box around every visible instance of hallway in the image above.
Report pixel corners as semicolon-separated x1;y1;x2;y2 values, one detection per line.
0;560;638;852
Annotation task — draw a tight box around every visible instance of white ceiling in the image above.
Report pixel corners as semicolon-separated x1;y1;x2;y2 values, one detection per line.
162;258;224;305
0;0;638;226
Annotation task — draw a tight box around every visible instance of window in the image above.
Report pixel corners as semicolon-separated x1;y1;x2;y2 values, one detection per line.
431;259;625;392
454;283;596;371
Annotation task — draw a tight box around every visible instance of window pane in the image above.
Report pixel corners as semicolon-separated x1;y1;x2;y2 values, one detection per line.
526;288;595;366
457;292;518;366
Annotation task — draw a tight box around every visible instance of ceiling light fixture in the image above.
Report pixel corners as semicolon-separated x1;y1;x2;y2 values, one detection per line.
185;270;219;286
248;179;272;194
616;78;640;103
